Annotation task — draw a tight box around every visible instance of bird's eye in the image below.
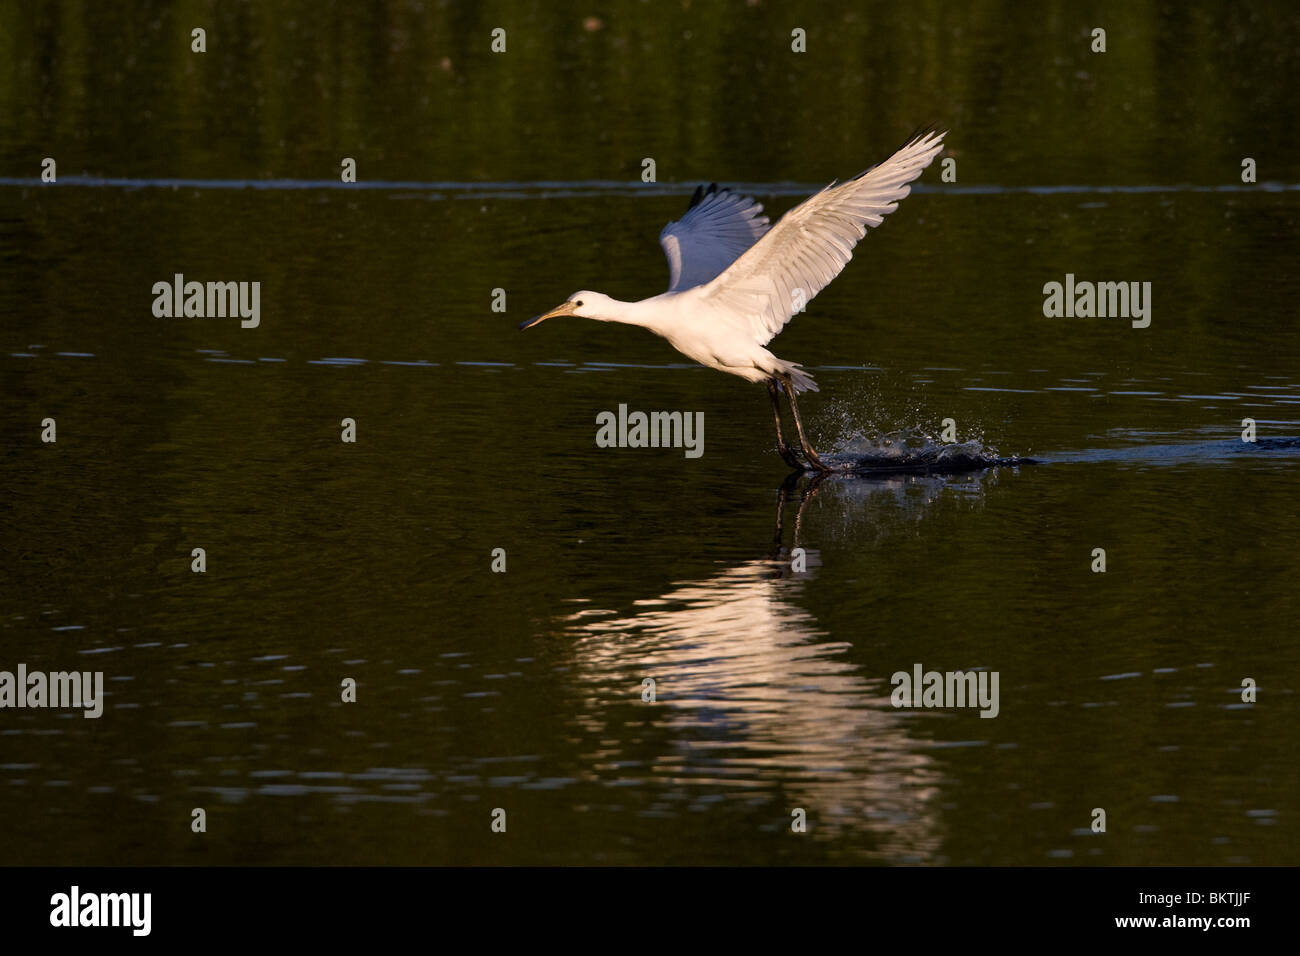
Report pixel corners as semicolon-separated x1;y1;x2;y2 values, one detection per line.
575;300;584;307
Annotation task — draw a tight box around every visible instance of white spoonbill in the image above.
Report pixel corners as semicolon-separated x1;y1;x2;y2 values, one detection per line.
520;128;946;471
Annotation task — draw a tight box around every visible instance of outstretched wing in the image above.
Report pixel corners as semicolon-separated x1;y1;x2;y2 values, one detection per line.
659;184;771;292
699;128;945;346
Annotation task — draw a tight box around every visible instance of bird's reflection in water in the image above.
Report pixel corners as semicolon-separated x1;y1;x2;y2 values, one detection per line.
561;469;998;861
779;462;997;547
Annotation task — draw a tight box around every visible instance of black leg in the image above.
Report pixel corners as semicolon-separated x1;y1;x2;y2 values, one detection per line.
769;471;801;561
792;469;830;543
767;379;805;469
781;374;831;472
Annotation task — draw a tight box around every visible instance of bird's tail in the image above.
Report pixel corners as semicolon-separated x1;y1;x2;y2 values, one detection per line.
779;361;819;394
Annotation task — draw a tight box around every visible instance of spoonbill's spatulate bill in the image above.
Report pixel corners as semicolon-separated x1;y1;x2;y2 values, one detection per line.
521;128;947;471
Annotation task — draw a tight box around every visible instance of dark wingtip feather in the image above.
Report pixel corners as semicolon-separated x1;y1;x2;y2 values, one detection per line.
900;121;947;150
849;124;948;182
687;181;726;211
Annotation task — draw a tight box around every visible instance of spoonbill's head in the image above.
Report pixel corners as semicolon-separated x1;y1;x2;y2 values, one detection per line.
519;291;608;330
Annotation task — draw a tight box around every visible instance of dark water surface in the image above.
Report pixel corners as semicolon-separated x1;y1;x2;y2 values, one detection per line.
2;2;1298;865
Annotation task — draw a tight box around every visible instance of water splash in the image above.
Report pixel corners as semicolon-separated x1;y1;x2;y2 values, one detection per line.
820;389;1031;474
825;427;1033;474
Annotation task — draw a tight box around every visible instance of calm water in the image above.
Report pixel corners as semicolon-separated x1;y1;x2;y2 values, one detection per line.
2;1;1298;865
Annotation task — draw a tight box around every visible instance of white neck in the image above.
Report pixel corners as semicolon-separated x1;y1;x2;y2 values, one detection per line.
590;295;664;331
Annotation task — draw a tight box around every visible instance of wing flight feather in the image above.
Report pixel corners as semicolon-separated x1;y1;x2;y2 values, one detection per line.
659;184;771;292
699;128;946;346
